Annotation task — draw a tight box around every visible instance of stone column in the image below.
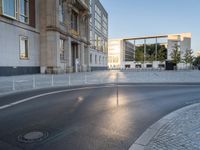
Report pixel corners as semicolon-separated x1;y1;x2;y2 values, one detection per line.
77;44;81;71
80;43;85;65
66;37;72;72
40;0;60;73
84;46;89;71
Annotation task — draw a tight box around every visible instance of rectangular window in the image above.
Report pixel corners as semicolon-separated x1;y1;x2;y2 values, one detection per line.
2;0;29;23
2;0;16;18
90;54;92;64
99;56;101;64
71;10;78;31
20;36;28;59
60;39;65;61
59;0;64;22
95;55;97;64
19;0;29;23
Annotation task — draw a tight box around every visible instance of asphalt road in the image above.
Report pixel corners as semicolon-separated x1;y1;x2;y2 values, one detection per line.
0;84;200;150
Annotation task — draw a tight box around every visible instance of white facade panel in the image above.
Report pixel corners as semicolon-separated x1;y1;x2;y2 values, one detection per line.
0;21;40;67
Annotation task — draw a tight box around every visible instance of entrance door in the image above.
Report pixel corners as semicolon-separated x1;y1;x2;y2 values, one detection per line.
71;43;79;72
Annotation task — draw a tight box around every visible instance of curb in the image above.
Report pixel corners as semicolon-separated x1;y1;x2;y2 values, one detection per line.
129;103;200;150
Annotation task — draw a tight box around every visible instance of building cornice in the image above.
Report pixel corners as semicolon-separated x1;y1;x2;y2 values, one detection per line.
46;26;90;45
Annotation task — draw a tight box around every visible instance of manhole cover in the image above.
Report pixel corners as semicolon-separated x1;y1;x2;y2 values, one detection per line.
18;131;48;143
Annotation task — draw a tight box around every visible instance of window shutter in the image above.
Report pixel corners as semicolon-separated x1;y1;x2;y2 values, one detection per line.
29;0;35;28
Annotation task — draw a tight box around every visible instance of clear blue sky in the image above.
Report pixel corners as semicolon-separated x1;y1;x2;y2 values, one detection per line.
100;0;200;53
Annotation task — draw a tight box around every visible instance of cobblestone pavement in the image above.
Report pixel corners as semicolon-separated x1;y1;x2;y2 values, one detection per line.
145;104;200;150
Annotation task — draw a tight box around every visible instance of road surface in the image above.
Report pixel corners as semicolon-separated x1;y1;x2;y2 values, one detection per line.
0;84;200;150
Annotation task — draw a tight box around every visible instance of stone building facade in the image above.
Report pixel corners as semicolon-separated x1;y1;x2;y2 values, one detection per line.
0;0;90;76
89;0;108;71
40;0;90;73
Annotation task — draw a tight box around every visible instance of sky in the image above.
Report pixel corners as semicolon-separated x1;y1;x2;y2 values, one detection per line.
100;0;200;54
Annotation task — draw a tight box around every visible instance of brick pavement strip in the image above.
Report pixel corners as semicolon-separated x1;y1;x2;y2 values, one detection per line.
129;103;200;150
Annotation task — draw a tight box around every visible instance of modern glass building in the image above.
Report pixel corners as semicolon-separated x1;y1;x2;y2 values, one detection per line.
108;33;191;69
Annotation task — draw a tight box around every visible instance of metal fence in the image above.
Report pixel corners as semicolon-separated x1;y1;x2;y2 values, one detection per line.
0;70;200;96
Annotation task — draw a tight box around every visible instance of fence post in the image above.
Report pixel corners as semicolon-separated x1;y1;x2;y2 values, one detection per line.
68;74;71;86
117;71;119;84
84;72;87;84
12;77;15;91
33;75;36;89
51;75;54;86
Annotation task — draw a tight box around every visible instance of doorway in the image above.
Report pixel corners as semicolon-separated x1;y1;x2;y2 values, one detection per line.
71;42;79;72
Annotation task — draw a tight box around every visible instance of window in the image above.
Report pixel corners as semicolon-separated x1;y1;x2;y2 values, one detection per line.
95;55;97;64
59;0;64;22
19;0;29;23
89;54;92;64
20;36;28;59
71;10;78;31
99;56;101;64
95;34;102;51
60;39;65;61
2;0;16;18
94;5;102;32
2;0;29;23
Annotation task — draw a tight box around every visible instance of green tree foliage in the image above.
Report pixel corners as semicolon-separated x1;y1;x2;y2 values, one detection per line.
135;44;167;62
183;49;194;65
170;44;181;64
157;45;167;62
193;56;200;66
135;48;144;62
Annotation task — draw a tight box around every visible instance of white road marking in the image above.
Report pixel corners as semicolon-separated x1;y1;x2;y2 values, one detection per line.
0;85;114;110
0;84;200;110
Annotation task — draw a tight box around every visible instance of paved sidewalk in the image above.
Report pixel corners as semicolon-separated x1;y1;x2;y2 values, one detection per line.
130;103;200;150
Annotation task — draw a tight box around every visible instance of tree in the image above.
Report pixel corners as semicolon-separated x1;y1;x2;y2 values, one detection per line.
146;54;154;62
135;44;167;62
135;49;144;62
193;56;200;66
157;46;167;62
183;49;194;65
170;44;181;65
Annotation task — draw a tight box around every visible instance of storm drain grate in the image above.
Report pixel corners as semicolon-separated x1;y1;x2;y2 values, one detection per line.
18;131;48;143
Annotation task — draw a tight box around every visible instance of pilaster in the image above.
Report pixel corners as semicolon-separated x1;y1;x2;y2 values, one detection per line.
80;43;85;65
66;37;73;72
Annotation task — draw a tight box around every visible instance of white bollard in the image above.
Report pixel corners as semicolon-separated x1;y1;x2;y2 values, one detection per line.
68;74;71;86
84;72;87;84
51;75;54;86
12;77;15;91
33;75;36;89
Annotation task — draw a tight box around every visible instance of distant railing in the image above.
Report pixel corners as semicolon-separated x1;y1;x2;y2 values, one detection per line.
0;70;199;96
